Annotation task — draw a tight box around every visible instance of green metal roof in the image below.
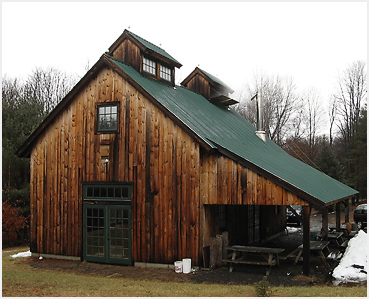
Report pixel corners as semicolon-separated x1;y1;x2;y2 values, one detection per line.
108;55;358;206
127;30;182;66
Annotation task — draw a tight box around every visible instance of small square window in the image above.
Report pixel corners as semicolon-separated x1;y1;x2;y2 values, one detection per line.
97;104;118;133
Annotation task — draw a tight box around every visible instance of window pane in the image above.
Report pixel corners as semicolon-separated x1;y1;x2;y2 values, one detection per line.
101;187;107;198
93;187;100;197
160;65;171;81
115;188;121;198
97;104;118;132
122;187;129;198
143;57;156;75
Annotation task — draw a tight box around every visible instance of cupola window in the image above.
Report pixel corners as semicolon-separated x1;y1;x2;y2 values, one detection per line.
143;57;156;76
160;65;171;82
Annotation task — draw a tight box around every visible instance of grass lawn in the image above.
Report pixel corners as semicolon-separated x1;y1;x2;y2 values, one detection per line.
2;247;367;297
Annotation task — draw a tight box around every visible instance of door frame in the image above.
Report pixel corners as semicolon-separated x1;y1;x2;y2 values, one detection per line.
83;204;132;265
82;182;132;265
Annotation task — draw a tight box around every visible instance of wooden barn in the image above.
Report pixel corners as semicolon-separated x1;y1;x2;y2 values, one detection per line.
17;29;358;275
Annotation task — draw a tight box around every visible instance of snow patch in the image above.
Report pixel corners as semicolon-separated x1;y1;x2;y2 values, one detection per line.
11;250;31;258
286;226;301;234
332;230;367;285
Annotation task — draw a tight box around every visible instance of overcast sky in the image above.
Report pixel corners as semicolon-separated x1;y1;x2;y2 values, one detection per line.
2;2;367;107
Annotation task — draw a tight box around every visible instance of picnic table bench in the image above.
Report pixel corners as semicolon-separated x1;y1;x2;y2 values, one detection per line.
293;241;331;269
223;245;285;276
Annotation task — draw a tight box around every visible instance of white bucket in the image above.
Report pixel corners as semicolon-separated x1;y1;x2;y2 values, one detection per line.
174;261;183;273
182;258;191;274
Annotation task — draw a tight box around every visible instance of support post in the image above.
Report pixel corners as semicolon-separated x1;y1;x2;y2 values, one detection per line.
336;202;341;231
321;207;329;240
303;205;311;276
344;200;350;223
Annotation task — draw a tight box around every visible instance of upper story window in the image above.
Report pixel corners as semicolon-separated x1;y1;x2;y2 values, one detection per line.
160;65;171;82
143;57;156;76
97;103;118;133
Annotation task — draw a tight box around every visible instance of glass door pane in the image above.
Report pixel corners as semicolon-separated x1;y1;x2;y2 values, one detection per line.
84;205;106;262
108;206;131;264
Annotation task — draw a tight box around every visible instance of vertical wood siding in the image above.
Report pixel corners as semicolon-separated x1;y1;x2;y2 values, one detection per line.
29;66;308;265
200;152;307;206
29;66;201;264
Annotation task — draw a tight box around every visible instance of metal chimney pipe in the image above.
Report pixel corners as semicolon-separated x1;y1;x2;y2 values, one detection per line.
257;90;262;131
255;89;266;142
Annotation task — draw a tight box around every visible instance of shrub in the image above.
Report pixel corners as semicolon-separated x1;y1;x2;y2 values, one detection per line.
254;276;273;297
2;200;27;246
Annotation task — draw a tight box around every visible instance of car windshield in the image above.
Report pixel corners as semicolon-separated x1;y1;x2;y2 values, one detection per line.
355;205;367;214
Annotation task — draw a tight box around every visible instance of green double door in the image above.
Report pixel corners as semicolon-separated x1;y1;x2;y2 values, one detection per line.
83;204;132;265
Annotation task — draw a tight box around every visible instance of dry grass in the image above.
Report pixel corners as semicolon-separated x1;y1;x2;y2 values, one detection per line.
2;247;367;297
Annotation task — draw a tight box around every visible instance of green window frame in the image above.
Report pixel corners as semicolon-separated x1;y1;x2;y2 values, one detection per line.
97;103;118;133
83;184;131;203
83;204;132;265
160;65;171;81
143;57;156;76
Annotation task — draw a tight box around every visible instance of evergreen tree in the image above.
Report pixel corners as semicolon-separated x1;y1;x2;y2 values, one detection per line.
317;139;345;182
347;107;367;197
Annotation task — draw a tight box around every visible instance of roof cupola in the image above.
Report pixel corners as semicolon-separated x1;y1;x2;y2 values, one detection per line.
181;67;238;106
107;29;182;86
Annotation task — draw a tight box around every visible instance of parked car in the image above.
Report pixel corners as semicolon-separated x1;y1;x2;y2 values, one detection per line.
286;205;302;226
354;204;367;229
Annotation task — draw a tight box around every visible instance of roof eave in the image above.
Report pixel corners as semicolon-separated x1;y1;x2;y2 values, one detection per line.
143;48;182;68
209;139;357;209
323;194;359;208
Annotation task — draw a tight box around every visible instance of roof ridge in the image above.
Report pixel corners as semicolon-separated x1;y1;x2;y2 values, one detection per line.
126;30;181;66
126;30;169;55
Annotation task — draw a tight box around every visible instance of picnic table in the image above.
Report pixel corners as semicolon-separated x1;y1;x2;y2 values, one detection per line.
223;245;284;276
317;232;344;246
293;241;331;269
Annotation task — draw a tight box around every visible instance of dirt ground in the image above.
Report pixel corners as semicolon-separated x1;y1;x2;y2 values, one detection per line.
18;222;337;288
19;253;330;288
12;205;365;288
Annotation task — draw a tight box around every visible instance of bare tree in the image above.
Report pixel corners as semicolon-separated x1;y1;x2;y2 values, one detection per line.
26;67;77;114
333;60;367;146
328;95;337;146
236;72;301;145
300;88;326;148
